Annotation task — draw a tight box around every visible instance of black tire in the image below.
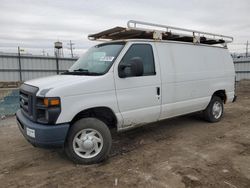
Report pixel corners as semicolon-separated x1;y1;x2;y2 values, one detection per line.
203;96;224;122
65;118;112;164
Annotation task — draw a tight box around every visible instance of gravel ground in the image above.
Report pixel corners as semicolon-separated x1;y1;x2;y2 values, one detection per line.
0;80;250;188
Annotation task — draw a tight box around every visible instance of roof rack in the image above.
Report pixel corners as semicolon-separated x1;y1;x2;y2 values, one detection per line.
88;20;233;46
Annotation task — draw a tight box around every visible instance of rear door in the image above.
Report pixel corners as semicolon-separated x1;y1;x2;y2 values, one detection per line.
114;42;161;128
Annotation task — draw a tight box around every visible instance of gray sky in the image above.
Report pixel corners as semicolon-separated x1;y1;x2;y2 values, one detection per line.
0;0;249;56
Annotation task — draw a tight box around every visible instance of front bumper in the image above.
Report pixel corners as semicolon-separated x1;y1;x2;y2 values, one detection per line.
16;110;70;148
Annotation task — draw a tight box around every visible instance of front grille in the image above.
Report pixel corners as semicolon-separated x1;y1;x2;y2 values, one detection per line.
20;90;30;114
19;84;39;121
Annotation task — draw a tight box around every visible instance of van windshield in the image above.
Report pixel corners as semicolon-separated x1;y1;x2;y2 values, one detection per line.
63;42;125;76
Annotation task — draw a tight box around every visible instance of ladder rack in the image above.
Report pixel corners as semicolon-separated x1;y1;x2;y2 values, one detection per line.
88;20;233;46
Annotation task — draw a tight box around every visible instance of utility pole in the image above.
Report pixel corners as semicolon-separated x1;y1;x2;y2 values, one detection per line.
246;40;249;57
68;40;75;58
17;46;22;82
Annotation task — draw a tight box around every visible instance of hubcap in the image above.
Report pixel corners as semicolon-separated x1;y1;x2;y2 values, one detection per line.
212;101;222;119
73;128;103;159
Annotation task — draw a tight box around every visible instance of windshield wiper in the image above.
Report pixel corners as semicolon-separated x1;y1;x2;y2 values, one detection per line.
61;69;102;76
61;68;89;75
73;68;89;72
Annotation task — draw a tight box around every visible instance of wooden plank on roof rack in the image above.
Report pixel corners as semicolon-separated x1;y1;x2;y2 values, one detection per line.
88;20;233;46
88;27;126;40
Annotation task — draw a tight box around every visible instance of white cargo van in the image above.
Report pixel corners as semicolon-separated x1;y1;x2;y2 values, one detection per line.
16;20;236;164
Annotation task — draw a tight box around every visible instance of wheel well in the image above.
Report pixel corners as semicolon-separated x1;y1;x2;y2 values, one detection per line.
213;90;227;103
70;107;117;129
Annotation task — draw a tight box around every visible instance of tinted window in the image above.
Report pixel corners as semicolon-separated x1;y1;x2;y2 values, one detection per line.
120;44;155;76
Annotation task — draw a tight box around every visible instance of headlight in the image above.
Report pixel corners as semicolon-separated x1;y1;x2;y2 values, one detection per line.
36;97;61;124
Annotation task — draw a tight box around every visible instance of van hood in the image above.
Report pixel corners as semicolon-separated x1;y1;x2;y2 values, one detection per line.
26;75;96;89
25;75;103;96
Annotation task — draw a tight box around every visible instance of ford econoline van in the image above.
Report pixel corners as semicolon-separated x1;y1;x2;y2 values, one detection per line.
16;20;236;164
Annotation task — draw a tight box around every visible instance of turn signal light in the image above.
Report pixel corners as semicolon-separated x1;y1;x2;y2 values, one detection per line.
43;98;60;107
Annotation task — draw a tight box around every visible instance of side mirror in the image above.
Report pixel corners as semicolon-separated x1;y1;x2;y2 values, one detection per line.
118;57;144;78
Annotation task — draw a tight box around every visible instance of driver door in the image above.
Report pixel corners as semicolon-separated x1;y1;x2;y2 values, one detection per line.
114;42;161;128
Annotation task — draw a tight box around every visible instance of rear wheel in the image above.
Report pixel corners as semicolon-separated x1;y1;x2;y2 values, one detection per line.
65;118;112;164
203;96;224;122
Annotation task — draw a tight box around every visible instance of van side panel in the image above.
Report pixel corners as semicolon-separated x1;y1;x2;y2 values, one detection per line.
155;42;235;120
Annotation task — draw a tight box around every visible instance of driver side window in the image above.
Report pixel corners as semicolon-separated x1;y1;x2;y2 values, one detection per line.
120;44;156;77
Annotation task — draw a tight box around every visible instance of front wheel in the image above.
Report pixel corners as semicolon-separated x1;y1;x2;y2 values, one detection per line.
65;118;112;164
203;96;224;122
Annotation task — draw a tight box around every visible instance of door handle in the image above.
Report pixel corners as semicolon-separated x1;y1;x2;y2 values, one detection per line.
156;87;160;96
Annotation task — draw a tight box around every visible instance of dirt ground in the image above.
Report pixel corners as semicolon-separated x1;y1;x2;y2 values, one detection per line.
0;81;250;188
